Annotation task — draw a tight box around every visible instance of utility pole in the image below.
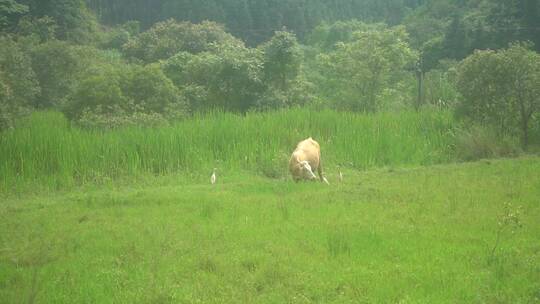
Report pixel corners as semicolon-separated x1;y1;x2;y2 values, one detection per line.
415;54;424;111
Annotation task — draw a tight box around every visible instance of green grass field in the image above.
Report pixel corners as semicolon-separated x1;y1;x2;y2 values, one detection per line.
1;157;539;303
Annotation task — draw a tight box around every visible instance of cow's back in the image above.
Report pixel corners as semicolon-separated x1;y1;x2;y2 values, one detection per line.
293;138;320;168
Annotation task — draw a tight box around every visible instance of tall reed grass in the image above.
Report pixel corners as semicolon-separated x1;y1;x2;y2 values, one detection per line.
0;109;456;193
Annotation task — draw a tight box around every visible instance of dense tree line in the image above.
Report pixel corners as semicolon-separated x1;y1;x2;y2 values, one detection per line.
405;0;540;70
82;0;540;52
1;0;539;148
84;0;426;44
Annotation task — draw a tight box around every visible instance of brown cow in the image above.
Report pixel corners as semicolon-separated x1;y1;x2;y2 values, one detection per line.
289;137;329;184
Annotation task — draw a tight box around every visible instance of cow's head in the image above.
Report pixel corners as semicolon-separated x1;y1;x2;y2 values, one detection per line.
299;161;317;180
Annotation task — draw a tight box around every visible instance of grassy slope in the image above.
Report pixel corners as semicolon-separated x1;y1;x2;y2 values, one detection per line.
1;157;539;303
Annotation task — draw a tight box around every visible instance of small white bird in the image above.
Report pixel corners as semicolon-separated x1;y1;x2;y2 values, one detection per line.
339;170;343;182
210;168;217;185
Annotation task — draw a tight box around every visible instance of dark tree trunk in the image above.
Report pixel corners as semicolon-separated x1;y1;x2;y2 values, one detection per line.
416;70;423;111
522;117;529;149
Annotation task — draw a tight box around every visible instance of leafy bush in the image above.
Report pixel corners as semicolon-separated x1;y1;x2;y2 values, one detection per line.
16;15;58;42
0;0;29;31
454;125;521;161
128;64;187;118
255;76;315;111
315;23;417;112
0;92;31;131
163;44;264;113
76;106;169;129
307;20;386;51
0;35;39;129
99;27;130;50
65;64;187;128
65;66;126;120
29;0;100;44
30;40;84;109
456;43;540;148
123;19;243;63
98;21;139;51
30;41;126;110
260;31;302;91
423;60;459;108
162;30;313;113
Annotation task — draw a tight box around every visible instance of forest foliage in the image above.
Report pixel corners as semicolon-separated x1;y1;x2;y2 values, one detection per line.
1;0;539;147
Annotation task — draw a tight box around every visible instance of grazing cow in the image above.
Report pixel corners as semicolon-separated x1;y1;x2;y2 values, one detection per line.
289;137;329;184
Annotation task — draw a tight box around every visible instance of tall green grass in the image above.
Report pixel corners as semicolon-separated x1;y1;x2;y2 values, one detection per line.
0;109;456;193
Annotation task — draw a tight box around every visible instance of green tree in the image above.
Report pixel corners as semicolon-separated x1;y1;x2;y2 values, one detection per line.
420;36;446;71
443;14;470;60
66;65;127;121
260;31;302;92
21;0;99;43
317;24;417;112
403;2;449;49
99;21;140;50
307;20;385;51
162;43;264;113
422;59;459;108
65;63;187;127
0;35;39;129
99;27;130;50
0;0;29;32
86;0;423;46
123;19;243;63
30;41;94;109
456;43;540;148
521;0;540;51
16;15;58;42
126;64;186;117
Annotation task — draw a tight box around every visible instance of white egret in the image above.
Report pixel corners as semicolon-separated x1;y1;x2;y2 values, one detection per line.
210;168;217;185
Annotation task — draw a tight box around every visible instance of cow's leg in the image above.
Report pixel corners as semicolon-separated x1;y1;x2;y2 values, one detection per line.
317;160;330;185
317;163;324;182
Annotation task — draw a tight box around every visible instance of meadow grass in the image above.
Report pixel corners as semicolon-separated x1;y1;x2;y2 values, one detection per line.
0;109;455;194
0;157;538;303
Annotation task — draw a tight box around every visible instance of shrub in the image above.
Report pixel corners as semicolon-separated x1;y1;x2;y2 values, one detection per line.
77;106;168;129
456;43;540;149
99;27;130;50
255;76;315;111
123;19;243;63
260;31;302;92
125;64;186;117
162;45;264;113
65;64;187;128
28;0;100;44
454;125;521;161
65;67;127;120
30;40;85;109
17;15;58;42
315;24;418;112
307;20;386;51
423;60;459;108
0;35;39;130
